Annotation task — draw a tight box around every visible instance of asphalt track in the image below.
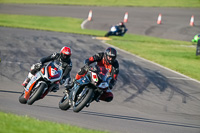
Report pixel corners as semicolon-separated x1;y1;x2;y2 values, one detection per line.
0;4;200;41
0;4;200;133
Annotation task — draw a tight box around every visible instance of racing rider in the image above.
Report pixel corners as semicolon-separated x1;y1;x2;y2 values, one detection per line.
71;47;119;102
117;22;127;36
22;46;72;92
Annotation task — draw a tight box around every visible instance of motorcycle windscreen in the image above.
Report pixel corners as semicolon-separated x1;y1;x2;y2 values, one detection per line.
98;67;108;81
26;72;41;91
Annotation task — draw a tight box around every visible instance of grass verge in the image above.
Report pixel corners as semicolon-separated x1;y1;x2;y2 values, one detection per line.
0;111;108;133
0;14;105;36
109;35;200;80
0;0;200;7
0;14;199;81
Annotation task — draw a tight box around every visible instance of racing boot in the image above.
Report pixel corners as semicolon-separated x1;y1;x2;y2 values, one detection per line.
22;77;31;88
64;83;73;94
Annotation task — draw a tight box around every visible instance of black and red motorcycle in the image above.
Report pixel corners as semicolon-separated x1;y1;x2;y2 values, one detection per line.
59;65;111;112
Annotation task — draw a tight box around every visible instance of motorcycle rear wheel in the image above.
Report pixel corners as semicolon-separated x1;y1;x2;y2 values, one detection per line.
73;88;94;113
27;83;46;105
59;94;71;110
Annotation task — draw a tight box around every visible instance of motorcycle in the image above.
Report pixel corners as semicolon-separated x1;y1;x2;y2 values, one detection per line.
59;65;111;112
104;25;127;37
19;61;63;105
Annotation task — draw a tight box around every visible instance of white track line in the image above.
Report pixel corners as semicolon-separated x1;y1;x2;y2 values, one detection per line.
81;19;88;29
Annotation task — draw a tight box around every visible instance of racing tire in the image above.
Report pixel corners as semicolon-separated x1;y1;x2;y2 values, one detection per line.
104;32;112;37
19;91;27;104
59;94;71;110
73;88;94;113
27;83;46;105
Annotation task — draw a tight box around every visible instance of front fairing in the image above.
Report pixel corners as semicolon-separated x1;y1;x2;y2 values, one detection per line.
70;66;109;101
110;26;117;32
25;72;41;92
71;74;92;101
41;61;63;83
25;61;62;92
76;74;91;85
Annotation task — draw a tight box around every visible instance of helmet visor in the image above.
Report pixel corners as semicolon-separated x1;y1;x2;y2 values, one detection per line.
107;55;116;62
61;53;70;61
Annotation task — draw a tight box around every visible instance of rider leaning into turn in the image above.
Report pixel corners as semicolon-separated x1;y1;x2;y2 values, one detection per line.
22;46;72;92
117;22;127;35
71;47;119;102
104;22;127;37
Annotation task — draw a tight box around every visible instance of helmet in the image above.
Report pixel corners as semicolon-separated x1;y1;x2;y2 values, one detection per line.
119;22;124;26
60;46;71;62
104;47;117;64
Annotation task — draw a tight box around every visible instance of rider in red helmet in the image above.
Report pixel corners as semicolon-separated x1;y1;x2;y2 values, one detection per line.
70;47;119;102
22;46;72;92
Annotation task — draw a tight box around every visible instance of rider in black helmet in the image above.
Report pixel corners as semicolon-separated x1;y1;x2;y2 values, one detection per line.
72;47;119;102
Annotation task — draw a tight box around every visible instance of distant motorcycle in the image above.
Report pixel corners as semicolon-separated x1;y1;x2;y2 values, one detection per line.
19;61;63;105
105;25;127;37
59;65;111;112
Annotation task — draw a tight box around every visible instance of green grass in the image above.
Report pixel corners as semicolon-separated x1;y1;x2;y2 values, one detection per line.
0;14;199;81
108;35;200;80
0;0;200;7
0;14;105;36
0;111;109;133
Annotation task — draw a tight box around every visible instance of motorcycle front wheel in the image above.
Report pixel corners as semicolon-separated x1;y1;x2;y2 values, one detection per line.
59;94;71;110
19;90;27;104
104;32;112;37
27;83;47;105
73;88;94;113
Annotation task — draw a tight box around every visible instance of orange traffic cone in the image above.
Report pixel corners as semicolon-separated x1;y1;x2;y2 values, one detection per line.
157;13;162;24
123;12;128;23
88;10;92;21
190;15;194;26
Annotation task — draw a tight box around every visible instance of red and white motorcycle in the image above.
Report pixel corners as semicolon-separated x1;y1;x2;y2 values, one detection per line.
19;61;63;105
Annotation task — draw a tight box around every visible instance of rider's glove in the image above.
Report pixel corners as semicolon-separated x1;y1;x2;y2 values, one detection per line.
35;62;42;69
31;62;42;71
83;64;90;71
